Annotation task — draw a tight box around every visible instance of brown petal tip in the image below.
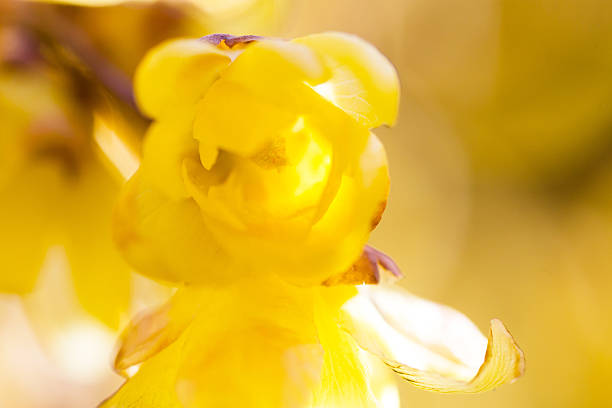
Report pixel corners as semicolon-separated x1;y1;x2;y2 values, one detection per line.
200;34;264;49
323;245;403;286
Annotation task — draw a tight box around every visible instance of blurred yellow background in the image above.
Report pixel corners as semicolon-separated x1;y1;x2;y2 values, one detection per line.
1;0;611;407
294;1;612;407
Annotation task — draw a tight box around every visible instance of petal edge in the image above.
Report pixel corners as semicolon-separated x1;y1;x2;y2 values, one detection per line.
340;285;525;394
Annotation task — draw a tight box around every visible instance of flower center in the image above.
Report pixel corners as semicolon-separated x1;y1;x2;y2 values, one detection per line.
208;116;332;235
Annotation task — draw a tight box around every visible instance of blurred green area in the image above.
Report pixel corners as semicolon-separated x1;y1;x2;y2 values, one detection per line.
1;0;611;407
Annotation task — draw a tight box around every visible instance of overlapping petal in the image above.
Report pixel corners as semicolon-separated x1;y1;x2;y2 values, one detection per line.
102;28;525;408
193;78;302;168
294;32;400;128
104;282;366;408
182;131;388;286
134;38;232;119
140;108;199;199
340;284;525;393
177;307;322;408
114;288;205;373
123;33;397;286
113;172;235;285
100;335;187;408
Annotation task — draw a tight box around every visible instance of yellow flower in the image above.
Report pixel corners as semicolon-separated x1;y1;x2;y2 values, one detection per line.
103;254;524;407
104;33;524;407
115;33;398;286
0;1;200;331
0;62;131;329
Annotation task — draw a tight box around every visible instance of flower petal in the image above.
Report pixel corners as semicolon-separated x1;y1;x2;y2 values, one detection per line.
99;335;186;408
312;288;382;408
134;39;232;119
175;280;326;408
140;108;199;199
63;161;130;330
114;288;204;374
184;132;388;285
0;163;57;294
220;39;329;91
192;39;329;169
340;284;525;393
294;32;400;128
193;78;301;168
112;171;235;285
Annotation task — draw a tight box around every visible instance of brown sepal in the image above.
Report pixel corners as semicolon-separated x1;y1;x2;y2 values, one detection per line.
323;245;402;286
200;33;264;49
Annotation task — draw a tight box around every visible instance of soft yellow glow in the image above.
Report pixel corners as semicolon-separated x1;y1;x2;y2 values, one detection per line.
357;349;400;408
50;322;116;383
93;114;139;181
292;116;306;133
25;246;118;384
124;364;141;378
313;81;339;107
294;133;331;197
379;385;401;408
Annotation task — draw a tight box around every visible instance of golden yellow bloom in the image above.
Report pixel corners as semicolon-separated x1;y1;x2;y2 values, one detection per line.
115;33;398;286
105;33;524;407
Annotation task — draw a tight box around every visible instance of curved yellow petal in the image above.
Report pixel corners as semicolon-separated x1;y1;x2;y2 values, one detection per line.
114;288;205;373
312;288;380;408
357;349;400;408
103;281;396;407
141;108;199;199
178;322;323;408
185;131;387;286
195;74;370;221
340;284;525;393
294;32;400;128
112;171;234;285
193;78;301;168
304;133;389;284
174;279;324;408
221;39;329;92
134;38;232;119
0;163;60;293
63;161;130;330
99;335;187;408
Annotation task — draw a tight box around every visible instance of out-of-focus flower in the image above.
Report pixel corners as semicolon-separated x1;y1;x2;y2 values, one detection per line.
0;53;132;329
104;33;524;407
0;4;184;402
31;0;287;37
